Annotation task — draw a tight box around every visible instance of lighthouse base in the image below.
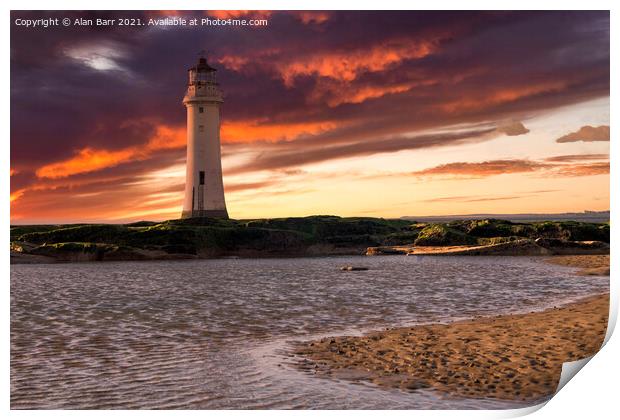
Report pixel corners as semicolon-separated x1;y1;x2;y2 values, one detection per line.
181;209;229;219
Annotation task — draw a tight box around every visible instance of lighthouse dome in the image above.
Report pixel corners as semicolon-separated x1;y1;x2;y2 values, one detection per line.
188;56;217;85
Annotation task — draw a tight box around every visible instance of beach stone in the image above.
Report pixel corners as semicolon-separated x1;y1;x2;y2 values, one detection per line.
340;266;369;271
405;380;430;390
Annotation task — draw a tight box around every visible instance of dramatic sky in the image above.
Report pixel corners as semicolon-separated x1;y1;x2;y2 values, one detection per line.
10;11;610;223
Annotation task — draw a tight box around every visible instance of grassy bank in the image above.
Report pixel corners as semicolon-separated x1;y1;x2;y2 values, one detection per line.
10;216;610;262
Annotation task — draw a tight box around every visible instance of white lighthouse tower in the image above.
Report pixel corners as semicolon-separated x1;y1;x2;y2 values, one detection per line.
181;56;229;219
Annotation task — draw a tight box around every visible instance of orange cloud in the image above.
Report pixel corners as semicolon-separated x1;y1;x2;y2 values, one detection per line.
310;67;487;108
10;179;183;224
218;55;249;72
440;81;567;114
35;124;186;179
332;83;413;106
316;81;428;107
208;10;250;19
144;125;185;151
411;158;610;180
217;36;445;108
412;159;551;178
217;38;444;107
278;39;438;86
296;11;330;25
207;10;272;19
32;118;340;181
553;162;610;177
36;148;136;179
10;189;26;203
221;119;338;143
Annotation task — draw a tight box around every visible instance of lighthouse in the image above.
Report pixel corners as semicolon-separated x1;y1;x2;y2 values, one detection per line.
181;56;229;219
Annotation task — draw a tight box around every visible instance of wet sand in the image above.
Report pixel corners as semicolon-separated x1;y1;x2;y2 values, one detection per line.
295;256;610;402
546;254;610;276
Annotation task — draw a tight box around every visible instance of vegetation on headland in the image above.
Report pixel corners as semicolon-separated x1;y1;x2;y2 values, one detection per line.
10;216;610;263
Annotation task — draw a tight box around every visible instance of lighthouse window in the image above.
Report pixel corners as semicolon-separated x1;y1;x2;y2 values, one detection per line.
199;171;205;185
199;125;204;132
199;107;204;113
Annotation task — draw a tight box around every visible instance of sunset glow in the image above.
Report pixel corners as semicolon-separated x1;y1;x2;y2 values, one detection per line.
10;11;609;224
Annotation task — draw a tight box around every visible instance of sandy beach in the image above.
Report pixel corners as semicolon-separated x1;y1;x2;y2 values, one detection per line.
295;255;610;402
546;254;610;276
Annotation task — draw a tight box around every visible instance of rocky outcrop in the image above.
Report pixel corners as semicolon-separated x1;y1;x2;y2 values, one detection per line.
16;242;197;263
534;238;609;255
366;238;610;257
410;239;550;256
10;251;56;264
365;246;411;255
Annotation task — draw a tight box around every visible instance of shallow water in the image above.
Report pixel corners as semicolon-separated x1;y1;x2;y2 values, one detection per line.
11;255;609;409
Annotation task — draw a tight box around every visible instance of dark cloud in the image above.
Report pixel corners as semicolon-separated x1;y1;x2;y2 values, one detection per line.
411;159;609;179
544;154;609;162
552;162;610;177
421;195;474;202
11;11;609;160
462;195;523;202
422;194;523;203
556;125;610;143
521;189;562;194
411;159;550;178
227;127;500;175
497;121;529;136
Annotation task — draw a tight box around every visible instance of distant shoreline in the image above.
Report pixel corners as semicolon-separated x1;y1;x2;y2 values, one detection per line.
400;210;610;224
